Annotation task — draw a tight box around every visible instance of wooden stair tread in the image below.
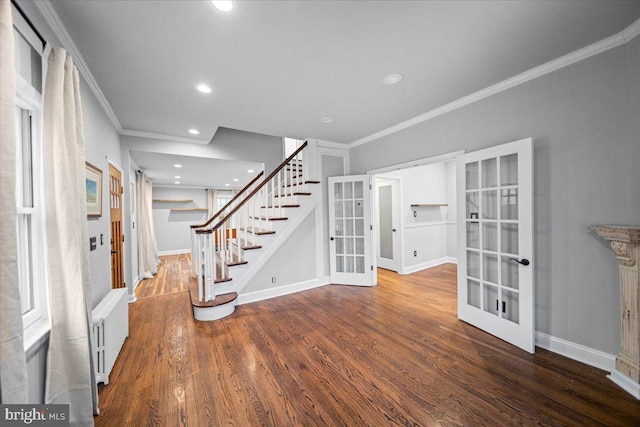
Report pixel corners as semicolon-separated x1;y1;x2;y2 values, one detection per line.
224;252;248;267
249;216;289;221
189;281;237;308
274;192;311;197
283;180;321;188
231;238;262;250
240;227;276;235
261;204;300;208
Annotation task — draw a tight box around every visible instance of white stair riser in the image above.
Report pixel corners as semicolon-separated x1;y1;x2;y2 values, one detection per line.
193;302;235;321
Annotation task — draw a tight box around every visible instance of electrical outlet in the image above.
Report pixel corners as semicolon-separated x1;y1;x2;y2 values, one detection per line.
414;250;417;257
272;277;276;284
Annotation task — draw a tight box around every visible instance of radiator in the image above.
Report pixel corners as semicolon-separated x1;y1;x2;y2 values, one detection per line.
92;288;129;385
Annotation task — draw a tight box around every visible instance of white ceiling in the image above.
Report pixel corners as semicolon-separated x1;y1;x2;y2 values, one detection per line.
49;1;640;145
129;151;263;189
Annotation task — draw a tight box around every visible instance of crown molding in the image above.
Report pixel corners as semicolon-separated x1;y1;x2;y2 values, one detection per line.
349;17;640;149
621;17;640;43
120;129;211;145
34;1;123;132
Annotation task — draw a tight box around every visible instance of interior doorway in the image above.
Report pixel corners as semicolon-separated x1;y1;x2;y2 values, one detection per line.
375;177;401;272
371;154;459;276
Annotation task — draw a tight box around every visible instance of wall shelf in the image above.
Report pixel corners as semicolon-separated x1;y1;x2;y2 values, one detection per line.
153;199;194;203
170;208;207;212
410;203;448;207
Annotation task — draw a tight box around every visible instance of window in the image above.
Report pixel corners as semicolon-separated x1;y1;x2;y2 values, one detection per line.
217;193;232;211
13;7;46;339
15;98;44;330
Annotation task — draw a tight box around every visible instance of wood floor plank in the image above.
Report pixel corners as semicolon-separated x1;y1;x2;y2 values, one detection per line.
95;255;640;426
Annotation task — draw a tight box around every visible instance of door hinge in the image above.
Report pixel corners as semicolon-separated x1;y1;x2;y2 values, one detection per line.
369;184;372;190
370;225;373;231
371;265;374;271
122;235;125;242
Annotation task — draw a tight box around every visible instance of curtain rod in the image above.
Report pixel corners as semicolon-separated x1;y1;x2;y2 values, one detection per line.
11;0;47;47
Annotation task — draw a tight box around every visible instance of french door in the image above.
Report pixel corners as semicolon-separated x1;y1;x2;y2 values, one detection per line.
329;175;374;286
457;138;534;353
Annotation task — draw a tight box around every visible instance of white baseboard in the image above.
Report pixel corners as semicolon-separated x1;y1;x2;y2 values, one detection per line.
127;276;140;303
400;256;457;275
238;277;331;306
535;332;616;372
158;249;190;256
608;369;640;399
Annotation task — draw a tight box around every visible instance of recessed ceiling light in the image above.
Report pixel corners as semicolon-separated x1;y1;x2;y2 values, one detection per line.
211;0;234;13
174;164;182;168
247;169;254;173
383;73;403;85
174;181;180;184
195;83;212;94
224;183;230;187
321;117;334;123
232;178;239;182
174;175;181;179
188;129;200;135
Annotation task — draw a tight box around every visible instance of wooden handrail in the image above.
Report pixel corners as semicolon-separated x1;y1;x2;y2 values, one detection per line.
199;141;309;235
190;171;265;229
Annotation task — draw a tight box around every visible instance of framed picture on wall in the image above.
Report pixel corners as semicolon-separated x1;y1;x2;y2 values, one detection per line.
86;162;102;217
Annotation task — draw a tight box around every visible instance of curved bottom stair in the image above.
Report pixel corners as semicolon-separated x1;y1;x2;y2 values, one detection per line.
189;280;238;321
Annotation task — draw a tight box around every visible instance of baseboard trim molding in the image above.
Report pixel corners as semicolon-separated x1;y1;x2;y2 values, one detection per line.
238;277;331;306
158;249;191;256
400;257;457;275
535;332;615;373
608;369;640;399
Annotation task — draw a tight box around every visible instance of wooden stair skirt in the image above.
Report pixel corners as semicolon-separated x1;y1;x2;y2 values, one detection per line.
190;280;238;321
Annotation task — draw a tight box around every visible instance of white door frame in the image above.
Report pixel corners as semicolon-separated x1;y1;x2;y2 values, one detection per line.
374;176;402;272
367;150;463;278
315;144;350;283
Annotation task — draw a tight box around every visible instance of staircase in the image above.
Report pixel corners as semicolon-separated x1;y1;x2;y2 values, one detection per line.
190;140;320;321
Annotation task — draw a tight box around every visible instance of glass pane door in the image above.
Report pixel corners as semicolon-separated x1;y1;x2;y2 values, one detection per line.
329;175;373;286
465;153;520;323
457;138;533;353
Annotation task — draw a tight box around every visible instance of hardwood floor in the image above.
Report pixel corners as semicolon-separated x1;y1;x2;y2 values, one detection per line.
97;255;640;426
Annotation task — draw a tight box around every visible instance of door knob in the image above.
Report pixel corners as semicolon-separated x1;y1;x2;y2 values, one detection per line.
392;228;397;232
509;258;530;266
111;250;117;255
330;237;334;241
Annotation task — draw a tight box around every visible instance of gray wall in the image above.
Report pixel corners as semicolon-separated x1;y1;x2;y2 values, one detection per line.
350;38;640;354
242;211;318;293
152;187;208;253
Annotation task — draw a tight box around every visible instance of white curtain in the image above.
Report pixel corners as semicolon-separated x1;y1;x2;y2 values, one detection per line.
207;188;218;218
137;171;159;278
42;47;98;423
0;0;28;404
